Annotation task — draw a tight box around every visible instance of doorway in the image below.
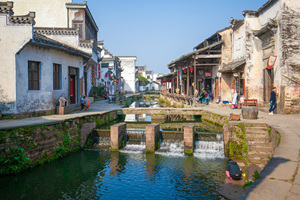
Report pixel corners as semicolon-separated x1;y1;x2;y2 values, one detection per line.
69;67;78;104
263;68;274;103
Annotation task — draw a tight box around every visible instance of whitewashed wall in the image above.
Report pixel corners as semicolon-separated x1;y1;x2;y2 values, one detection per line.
0;15;33;113
119;57;137;93
15;44;84;113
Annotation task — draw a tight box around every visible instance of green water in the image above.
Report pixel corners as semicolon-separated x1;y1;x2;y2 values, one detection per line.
0;150;226;200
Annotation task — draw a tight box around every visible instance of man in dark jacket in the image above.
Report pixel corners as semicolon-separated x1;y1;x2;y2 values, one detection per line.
226;159;242;180
269;87;277;115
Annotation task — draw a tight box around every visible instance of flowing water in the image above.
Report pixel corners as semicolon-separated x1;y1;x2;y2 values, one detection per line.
0;150;226;200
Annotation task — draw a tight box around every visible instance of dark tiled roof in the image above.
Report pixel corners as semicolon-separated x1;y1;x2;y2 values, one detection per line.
31;33;91;59
168;41;223;67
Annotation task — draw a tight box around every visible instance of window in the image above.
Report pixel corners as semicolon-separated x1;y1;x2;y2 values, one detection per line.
53;63;61;90
28;61;40;90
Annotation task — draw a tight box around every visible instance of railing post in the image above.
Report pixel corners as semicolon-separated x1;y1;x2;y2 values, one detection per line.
184;124;195;155
146;123;160;152
110;122;126;151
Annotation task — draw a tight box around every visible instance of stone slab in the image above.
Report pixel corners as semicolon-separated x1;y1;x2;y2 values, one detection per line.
240;179;291;200
219;178;245;200
291;184;300;194
287;194;300;200
273;147;299;162
260;158;297;181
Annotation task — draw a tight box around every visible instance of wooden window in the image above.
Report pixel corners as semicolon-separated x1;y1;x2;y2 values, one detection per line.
53;64;61;90
28;61;40;90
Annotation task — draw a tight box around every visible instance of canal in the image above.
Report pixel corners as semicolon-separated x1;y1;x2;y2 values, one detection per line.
0;150;226;200
1;98;228;199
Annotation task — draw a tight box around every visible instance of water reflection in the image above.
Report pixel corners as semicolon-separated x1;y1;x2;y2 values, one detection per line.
0;150;226;200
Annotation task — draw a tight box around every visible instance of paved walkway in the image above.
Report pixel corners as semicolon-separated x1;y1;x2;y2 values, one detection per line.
0;100;124;129
0;99;299;199
196;103;300;200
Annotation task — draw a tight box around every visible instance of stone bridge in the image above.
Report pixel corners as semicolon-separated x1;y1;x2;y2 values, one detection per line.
121;108;203;115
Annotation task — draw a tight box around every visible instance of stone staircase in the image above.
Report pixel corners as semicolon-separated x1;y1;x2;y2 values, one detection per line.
245;124;274;167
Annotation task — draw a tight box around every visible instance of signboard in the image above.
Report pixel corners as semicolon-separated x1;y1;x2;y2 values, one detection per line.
205;72;212;77
267;56;277;69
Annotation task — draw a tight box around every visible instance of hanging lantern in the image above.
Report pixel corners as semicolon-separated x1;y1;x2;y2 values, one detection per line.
109;74;112;79
105;73;108;77
116;79;119;83
175;78;177;82
184;68;187;73
190;67;193;73
178;70;180;74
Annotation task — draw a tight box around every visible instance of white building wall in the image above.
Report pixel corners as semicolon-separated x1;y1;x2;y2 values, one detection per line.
0;15;33;113
16;44;84;113
12;0;71;28
119;57;137;93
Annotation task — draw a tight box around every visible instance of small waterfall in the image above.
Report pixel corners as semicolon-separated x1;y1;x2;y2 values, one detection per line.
120;129;146;153
194;133;224;158
155;140;184;156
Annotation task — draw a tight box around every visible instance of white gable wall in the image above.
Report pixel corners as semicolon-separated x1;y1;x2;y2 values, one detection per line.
12;0;71;28
0;14;33;113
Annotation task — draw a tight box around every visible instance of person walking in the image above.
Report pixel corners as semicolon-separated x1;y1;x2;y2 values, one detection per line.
269;87;277;115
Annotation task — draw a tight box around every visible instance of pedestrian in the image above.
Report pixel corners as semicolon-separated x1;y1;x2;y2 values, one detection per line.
81;96;90;111
205;84;211;93
226;159;242;180
199;91;206;103
269;87;277;115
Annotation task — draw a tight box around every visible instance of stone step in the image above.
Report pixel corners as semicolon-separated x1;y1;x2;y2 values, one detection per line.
245;127;269;133
244;123;268;128
246;131;269;137
248;146;273;152
248;151;272;158
246;136;270;143
249;157;269;165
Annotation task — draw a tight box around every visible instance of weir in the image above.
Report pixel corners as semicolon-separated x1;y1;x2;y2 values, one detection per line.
94;123;225;158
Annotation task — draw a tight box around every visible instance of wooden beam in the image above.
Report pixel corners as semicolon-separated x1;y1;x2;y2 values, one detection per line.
195;54;221;59
196;63;219;66
207;50;222;53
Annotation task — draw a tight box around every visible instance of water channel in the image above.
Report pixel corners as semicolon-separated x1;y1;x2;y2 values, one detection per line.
0;99;227;199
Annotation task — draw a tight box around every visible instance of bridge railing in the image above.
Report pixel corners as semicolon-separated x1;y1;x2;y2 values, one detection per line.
161;93;197;107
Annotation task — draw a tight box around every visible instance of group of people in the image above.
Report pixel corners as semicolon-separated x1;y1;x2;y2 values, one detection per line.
198;85;213;105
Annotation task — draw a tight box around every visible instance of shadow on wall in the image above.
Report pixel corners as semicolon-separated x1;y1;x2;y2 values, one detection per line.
239;157;290;199
124;82;135;94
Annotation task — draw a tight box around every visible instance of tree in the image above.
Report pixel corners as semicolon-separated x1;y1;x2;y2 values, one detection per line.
138;76;149;86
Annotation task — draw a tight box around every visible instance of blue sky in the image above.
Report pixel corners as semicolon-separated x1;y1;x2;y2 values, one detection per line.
74;0;266;74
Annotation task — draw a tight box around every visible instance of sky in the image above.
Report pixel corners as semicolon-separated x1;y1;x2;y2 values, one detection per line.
73;0;267;74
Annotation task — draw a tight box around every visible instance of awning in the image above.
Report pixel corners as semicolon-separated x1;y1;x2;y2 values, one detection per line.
219;58;246;73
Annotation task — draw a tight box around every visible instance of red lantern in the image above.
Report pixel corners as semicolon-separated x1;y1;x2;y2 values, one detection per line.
178;70;180;74
116;79;119;83
105;73;108;77
184;68;187;73
109;74;111;79
190;67;193;73
175;78;177;82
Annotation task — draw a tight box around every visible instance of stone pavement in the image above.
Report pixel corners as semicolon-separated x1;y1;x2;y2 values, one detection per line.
0;100;124;129
196;103;300;200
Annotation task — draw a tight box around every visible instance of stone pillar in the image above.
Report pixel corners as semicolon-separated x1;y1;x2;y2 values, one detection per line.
184;124;195;155
110;122;126;151
146;123;160;152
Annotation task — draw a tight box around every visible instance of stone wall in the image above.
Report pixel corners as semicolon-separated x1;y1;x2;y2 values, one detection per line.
281;1;300;113
0;110;117;175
